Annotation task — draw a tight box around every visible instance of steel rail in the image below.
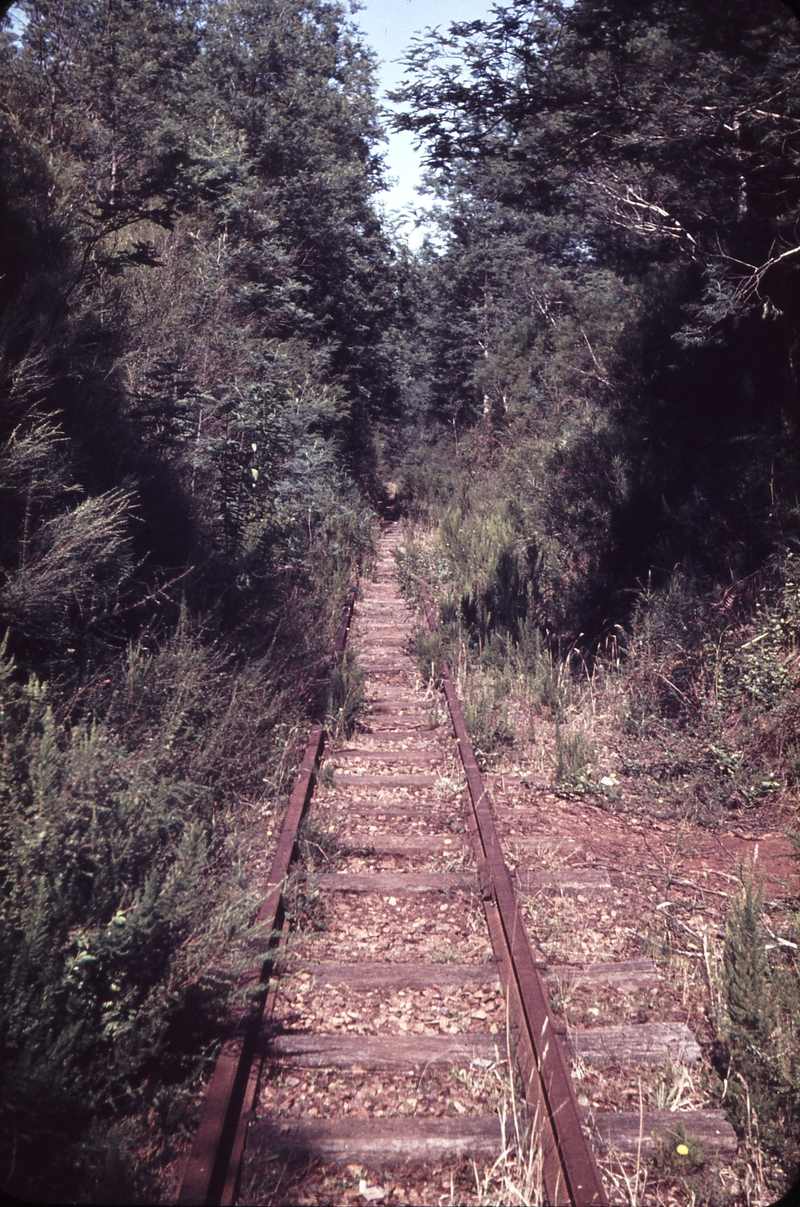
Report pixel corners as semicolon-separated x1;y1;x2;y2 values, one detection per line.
419;583;608;1207
177;583;358;1207
178;555;608;1207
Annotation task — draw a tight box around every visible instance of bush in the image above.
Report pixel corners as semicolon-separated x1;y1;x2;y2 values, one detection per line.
0;589;341;1201
719;865;800;1179
0;641;230;1200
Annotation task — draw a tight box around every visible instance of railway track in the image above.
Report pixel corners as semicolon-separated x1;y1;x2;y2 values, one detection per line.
178;522;737;1206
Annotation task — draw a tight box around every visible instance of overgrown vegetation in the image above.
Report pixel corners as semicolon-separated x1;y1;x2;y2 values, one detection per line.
384;1;800;1195
0;0;388;1197
719;867;800;1183
4;0;800;1199
0;609;330;1201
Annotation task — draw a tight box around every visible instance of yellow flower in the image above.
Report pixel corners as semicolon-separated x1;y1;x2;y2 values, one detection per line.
676;1143;690;1156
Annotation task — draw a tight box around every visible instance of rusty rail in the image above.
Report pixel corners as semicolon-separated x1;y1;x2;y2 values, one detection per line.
177;583;358;1207
178;553;607;1207
419;583;608;1207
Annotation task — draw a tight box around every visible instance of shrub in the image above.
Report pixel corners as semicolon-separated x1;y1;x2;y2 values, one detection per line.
0;641;233;1200
719;865;800;1179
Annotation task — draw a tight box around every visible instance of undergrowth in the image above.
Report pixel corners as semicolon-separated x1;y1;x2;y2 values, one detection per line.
0;553;368;1201
397;516;800;820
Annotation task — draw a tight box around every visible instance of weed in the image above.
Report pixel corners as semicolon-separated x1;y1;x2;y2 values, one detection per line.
0;631;276;1201
325;646;365;739
554;721;596;783
411;625;447;686
468;1017;545;1206
431;946;465;964
785;738;800;785
514;613;566;717
297;816;341;872
546;972;581;1021
283;868;327;933
649;1120;706;1180
652;1056;699;1112
463;680;516;768
434;777;466;800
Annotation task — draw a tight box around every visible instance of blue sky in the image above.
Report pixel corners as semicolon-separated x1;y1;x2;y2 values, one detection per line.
352;0;494;242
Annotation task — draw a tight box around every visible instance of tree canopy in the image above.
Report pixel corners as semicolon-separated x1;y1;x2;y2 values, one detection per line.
391;0;800;638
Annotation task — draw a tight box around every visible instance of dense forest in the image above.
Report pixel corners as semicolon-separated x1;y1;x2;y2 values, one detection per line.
1;0;799;1201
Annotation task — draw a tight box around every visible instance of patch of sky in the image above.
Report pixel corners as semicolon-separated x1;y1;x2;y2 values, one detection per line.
3;3;26;41
352;0;495;249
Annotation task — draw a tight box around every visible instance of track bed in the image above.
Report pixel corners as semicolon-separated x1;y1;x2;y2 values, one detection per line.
180;524;737;1206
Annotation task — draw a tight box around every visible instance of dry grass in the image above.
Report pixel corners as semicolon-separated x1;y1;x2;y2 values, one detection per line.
459;1008;546;1207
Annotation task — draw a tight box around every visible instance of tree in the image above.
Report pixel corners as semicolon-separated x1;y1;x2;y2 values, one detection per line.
391;0;800;639
0;2;397;1196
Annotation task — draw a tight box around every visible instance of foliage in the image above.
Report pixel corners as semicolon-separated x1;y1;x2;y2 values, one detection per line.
390;15;800;1193
0;631;250;1200
1;0;392;668
325;646;365;740
4;0;800;1197
390;0;800;645
0;0;391;1197
0;568;351;1197
720;866;800;1180
616;560;800;821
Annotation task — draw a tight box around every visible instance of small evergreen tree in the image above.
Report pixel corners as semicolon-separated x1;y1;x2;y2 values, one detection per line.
721;864;799;1176
722;867;772;1058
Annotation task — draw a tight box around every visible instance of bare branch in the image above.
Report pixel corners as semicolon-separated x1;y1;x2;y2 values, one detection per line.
713;242;800;308
590;177;699;252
